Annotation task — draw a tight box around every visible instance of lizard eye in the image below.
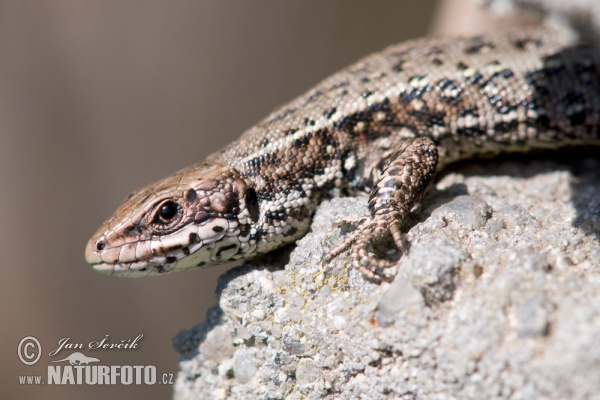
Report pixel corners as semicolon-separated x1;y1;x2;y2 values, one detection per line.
156;201;180;224
148;199;184;232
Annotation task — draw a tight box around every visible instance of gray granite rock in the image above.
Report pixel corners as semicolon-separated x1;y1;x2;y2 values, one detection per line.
172;156;600;400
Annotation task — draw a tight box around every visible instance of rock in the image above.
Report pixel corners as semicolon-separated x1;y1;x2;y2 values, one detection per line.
233;348;257;384
172;155;600;400
398;237;469;305
375;277;424;328
480;0;600;45
430;194;492;230
296;359;321;386
199;326;235;363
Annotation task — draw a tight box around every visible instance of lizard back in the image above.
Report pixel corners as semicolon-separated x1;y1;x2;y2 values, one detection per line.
212;27;600;190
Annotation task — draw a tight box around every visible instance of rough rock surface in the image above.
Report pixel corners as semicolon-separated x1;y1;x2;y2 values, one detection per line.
173;154;600;399
479;0;600;45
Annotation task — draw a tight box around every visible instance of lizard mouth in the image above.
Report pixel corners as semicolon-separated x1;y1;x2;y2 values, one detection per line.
92;260;154;277
86;239;203;278
91;260;177;278
86;240;213;278
85;218;245;278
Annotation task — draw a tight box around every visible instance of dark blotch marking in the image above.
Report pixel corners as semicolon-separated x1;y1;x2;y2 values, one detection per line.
266;108;296;124
292;135;309;148
426;113;446;128
152;247;165;255
330;80;349;90
542;59;565;76
457;126;487;137
392;61;405;72
245;188;259;223
189;232;200;244
325;107;337;119
466;71;485;86
195;211;211;224
457;61;469;70
261;138;269;147
426;46;443;56
464;39;495;54
156;266;165;274
432;58;443;66
534;114;551;129
164;243;184;252
513;38;542;50
574;59;596;78
384;179;399;188
197;261;206;267
212;226;224;233
123;220;144;237
166;256;177;264
461;107;479;117
562;91;587;125
307;90;323;102
186;189;197;203
182;247;190;256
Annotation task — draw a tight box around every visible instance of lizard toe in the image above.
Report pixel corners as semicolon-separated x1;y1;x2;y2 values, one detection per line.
325;215;402;281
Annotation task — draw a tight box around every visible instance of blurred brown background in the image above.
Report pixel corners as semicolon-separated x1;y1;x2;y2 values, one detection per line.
1;1;533;398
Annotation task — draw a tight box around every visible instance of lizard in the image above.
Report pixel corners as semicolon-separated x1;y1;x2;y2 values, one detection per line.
85;27;600;281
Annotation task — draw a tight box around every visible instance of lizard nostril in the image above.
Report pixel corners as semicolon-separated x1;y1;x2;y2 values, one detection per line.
96;240;106;251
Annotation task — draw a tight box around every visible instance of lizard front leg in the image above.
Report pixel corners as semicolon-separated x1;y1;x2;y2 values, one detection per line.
325;137;438;281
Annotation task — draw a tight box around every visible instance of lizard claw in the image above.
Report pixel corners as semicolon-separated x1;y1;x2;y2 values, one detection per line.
324;213;403;282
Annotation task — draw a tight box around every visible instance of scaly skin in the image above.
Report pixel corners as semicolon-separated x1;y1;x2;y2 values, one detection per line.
85;28;600;280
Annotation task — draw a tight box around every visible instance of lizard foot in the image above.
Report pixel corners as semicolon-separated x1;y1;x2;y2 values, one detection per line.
323;212;404;282
324;137;438;281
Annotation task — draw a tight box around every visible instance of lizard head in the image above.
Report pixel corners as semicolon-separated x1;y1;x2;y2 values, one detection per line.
85;162;259;277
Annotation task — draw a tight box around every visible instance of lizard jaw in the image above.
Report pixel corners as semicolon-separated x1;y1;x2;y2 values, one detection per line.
85;219;246;277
